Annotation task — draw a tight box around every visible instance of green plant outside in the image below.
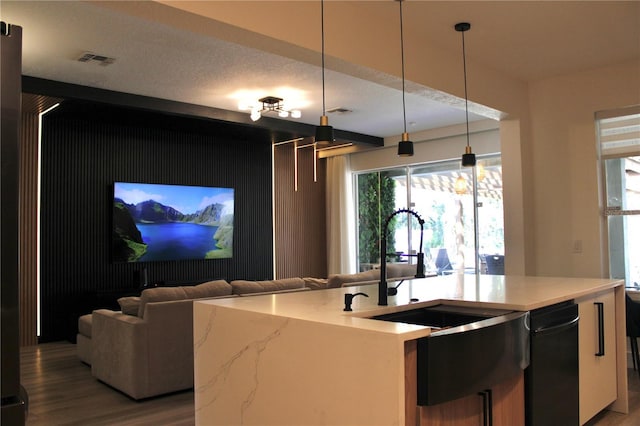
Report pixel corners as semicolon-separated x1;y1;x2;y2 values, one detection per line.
357;172;396;265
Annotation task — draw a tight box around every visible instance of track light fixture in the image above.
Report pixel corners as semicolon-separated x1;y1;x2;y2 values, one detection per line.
396;0;413;157
455;22;476;167
248;96;301;122
315;0;335;145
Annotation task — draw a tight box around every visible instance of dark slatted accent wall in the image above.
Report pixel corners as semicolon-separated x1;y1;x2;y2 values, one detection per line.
19;111;39;346
39;101;273;342
273;143;327;279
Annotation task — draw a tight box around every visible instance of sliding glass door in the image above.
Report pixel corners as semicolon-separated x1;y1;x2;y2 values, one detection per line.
354;156;504;275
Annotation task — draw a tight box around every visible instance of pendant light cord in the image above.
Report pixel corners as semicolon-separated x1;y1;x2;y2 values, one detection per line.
399;0;407;134
321;0;327;116
461;29;470;148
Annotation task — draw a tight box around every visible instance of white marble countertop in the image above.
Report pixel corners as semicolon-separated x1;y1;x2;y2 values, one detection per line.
197;274;623;341
194;274;625;425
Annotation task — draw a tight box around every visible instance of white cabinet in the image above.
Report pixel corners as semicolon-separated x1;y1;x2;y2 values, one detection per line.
577;288;617;424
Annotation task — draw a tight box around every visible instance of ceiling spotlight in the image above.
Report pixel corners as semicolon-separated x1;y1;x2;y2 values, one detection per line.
246;96;301;122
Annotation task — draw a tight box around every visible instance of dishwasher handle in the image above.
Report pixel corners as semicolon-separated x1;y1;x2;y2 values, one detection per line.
532;315;579;336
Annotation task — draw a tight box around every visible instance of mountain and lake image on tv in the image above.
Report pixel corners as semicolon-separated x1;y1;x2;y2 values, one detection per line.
112;182;234;262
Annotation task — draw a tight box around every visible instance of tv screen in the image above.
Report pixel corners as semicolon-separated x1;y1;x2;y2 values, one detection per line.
112;182;234;262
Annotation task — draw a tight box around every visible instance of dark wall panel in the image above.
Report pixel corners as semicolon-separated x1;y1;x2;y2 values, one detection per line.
39;101;273;341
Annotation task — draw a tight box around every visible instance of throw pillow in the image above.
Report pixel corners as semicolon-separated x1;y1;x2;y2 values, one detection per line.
117;296;141;316
182;280;232;299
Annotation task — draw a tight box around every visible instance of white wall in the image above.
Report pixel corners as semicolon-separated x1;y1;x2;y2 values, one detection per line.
527;59;640;278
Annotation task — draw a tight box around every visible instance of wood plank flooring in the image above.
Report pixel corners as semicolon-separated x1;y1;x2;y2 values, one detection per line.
19;341;640;425
20;342;194;426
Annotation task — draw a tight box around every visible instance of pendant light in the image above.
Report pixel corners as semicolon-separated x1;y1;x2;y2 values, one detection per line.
454;175;467;194
455;22;476;167
315;0;334;145
396;0;414;157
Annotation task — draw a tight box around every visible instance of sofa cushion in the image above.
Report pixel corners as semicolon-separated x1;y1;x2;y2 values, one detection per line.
230;277;305;295
303;277;329;290
78;314;93;337
117;296;141;316
182;280;232;299
327;269;380;288
238;287;311;297
138;286;188;318
386;263;417;279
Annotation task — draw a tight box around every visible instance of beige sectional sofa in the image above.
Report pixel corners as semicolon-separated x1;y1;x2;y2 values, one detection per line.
230;277;308;295
80;264;422;399
326;263;418;288
89;280;234;400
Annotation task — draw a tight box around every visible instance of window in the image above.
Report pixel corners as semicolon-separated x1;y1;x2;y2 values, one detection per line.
355;155;504;275
599;108;640;287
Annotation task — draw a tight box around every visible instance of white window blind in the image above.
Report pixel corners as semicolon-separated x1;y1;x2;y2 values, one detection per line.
598;107;640;157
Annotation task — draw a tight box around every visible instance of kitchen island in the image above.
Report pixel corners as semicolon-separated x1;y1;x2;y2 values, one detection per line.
193;274;627;425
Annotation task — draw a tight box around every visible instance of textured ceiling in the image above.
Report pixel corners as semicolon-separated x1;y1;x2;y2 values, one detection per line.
3;1;639;139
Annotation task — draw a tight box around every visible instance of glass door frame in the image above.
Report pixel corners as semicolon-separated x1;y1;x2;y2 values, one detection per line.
601;154;640;287
353;154;503;275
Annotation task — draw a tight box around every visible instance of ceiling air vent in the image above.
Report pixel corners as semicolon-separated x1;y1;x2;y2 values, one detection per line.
77;52;115;66
326;107;352;115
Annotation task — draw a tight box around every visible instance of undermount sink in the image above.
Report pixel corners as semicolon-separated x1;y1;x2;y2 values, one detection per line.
372;304;530;406
372;304;515;334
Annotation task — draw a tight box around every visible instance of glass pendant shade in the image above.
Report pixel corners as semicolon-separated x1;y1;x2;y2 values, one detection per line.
397;132;414;157
315;115;334;145
455;176;467;194
477;163;486;181
462;145;476;167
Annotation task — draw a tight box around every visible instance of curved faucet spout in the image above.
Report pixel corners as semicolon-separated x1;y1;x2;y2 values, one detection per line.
379;208;426;306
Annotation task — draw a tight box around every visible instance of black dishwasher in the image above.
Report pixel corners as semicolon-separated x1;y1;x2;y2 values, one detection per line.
525;301;579;426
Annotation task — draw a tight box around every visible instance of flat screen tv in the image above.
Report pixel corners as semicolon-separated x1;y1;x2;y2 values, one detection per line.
112;182;234;263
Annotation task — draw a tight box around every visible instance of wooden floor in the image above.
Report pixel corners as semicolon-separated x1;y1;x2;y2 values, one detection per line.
19;341;640;425
21;342;194;426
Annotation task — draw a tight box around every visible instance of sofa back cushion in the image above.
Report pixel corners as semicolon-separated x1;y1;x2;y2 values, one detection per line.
137;280;232;318
303;277;329;290
182;280;233;299
138;287;188;318
386;263;417;279
327;269;380;288
238;287;311;297
230;277;305;295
